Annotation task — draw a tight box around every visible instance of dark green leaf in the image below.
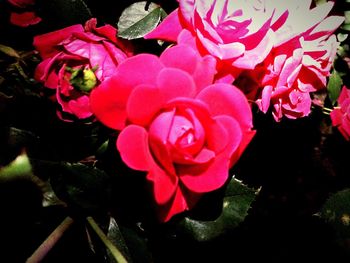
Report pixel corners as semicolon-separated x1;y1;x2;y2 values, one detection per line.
50;163;112;214
117;1;167;40
178;177;259;242
327;70;343;105
106;217;133;263
319;189;350;238
118;224;153;263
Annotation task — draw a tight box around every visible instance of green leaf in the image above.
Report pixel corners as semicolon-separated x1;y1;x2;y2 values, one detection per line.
0;44;20;59
50;163;112;214
0;153;32;180
117;1;167;40
118;224;153;263
106;217;133;263
178;177;259;242
319;189;350;238
327;70;343;105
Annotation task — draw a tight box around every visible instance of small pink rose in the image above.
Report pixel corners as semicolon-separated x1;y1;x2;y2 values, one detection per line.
331;86;350;141
33;18;132;121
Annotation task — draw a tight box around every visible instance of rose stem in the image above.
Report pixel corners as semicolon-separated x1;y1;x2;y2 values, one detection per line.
86;216;128;263
26;216;74;263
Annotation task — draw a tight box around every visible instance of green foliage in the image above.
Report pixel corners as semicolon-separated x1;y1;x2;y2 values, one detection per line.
117;1;167;40
327;70;343;105
0;153;32;180
177;177;259;242
319;189;350;238
50;162;112;215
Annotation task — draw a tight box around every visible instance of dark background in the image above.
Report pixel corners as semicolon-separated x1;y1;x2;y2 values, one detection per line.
0;0;350;262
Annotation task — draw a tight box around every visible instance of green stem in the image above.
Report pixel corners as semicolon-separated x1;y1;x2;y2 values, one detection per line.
86;216;128;263
26;216;74;263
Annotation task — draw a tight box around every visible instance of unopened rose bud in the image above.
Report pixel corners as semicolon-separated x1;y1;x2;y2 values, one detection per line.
69;67;97;93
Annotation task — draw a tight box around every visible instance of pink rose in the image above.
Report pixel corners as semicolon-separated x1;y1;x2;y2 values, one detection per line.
250;1;344;121
145;0;276;71
33;18;132;120
331;86;350;141
7;0;41;27
90;45;255;221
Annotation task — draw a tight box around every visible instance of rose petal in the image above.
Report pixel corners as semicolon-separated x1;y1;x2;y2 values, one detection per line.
157;186;199;222
90;76;128;130
197;83;253;130
127;84;163;126
10;11;41;28
116;125;153;171
178;115;241;193
33;24;84;59
160;45;198;75
144;9;182;42
157;68;196;100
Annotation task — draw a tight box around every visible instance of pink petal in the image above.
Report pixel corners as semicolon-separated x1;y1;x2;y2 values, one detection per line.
116;54;164;93
157;187;199;222
192;54;217;91
144;9;182;42
146;166;178;206
67;95;93;119
230;129;256;167
116;125;153;171
127;84;163;126
160;44;216;91
8;0;34;8
33;24;84;59
197;83;253;130
90;76;128;130
178;116;241;193
91;54;164;129
157;68;196;100
160;44;198;75
10;11;41;28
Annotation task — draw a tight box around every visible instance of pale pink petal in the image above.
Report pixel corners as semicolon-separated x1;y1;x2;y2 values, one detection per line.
232;30;274;69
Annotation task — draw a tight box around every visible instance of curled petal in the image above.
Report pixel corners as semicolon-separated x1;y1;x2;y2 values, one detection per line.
197;83;253;130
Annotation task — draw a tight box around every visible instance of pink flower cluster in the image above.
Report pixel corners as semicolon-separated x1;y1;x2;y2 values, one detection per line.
145;0;344;121
32;0;345;222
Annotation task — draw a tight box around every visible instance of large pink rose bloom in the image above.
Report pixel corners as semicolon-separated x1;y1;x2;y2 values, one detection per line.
33;18;132;120
145;0;275;71
250;1;344;121
331;86;350;141
90;45;255;222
